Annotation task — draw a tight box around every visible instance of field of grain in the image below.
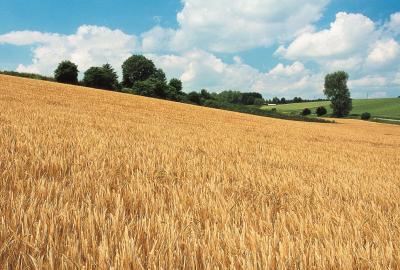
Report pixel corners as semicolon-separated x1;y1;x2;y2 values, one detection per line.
1;74;400;269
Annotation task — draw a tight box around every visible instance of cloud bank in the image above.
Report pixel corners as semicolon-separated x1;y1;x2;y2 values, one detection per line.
1;1;399;98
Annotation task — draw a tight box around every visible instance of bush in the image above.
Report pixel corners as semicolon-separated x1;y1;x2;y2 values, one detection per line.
253;98;265;106
361;112;371;120
188;92;202;105
315;106;327;116
83;64;118;90
302;108;311;116
131;78;168;99
54;61;79;84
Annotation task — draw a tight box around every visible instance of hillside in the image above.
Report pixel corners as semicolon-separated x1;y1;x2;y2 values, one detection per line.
1;74;400;269
261;98;400;119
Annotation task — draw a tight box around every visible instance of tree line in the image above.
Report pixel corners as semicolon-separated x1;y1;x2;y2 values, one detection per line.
3;54;353;119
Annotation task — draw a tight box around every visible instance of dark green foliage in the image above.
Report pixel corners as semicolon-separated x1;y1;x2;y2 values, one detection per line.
202;100;333;123
152;68;167;83
216;90;242;104
361;112;371;120
0;70;54;81
240;92;263;105
188;92;202;105
265;96;325;105
293;97;303;103
122;55;156;88
316;106;328;116
253;98;265;106
83;64;118;90
169;78;183;94
164;78;184;101
200;89;213;100
324;71;353;117
169;78;182;91
131;77;168;99
54;61;79;84
213;91;263;105
302;108;311;116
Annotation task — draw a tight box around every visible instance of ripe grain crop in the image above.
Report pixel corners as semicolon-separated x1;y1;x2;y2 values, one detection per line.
1;74;400;269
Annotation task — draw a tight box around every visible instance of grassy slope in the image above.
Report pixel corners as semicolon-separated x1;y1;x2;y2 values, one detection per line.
261;98;400;119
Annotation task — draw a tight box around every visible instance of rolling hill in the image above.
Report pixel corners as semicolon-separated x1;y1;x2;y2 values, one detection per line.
261;98;400;119
1;74;400;269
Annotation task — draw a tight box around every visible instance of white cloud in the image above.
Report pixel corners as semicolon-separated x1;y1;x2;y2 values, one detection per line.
365;39;400;68
268;62;306;76
276;12;375;60
1;25;137;75
388;12;400;36
141;26;175;52
0;31;61;45
149;50;319;97
148;50;259;91
322;57;363;72
349;75;388;88
142;0;330;53
275;11;400;98
1;6;400;99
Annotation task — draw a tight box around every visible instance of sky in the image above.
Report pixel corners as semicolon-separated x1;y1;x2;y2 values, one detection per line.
0;0;399;99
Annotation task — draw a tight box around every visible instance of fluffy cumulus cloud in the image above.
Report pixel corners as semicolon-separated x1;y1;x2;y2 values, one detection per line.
142;0;330;53
148;50;320;97
365;39;400;68
276;12;376;60
1;1;400;98
0;25;137;75
388;12;400;36
275;11;400;97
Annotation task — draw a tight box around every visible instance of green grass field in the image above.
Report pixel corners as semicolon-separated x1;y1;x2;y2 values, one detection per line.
261;98;400;119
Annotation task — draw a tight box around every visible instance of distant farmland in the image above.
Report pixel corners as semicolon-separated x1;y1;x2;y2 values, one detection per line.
1;74;400;269
261;98;400;119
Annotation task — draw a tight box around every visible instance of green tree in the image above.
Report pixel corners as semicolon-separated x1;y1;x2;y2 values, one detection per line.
169;78;183;93
152;68;167;83
131;78;167;99
166;78;184;101
122;55;156;88
253;98;265;106
188;91;201;105
216;90;242;104
324;71;353;117
272;97;280;104
102;64;119;89
200;89;213;100
83;64;118;90
54;60;78;84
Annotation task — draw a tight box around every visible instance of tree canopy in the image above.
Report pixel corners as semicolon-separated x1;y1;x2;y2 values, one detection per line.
324;71;352;117
122;55;156;88
83;64;118;90
54;60;79;84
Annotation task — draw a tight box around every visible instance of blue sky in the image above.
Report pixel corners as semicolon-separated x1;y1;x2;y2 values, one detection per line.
1;0;399;98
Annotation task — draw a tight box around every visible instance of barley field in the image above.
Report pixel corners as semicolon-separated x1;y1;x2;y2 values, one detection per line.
0;74;399;269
